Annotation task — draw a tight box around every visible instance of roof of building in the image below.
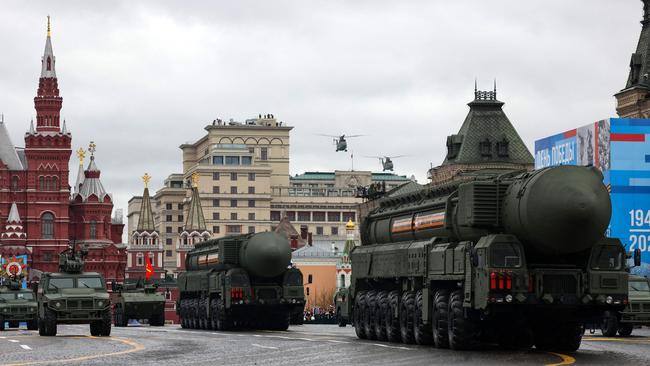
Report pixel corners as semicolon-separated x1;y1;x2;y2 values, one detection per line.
76;156;109;202
624;1;650;90
292;171;410;181
136;187;155;232
7;202;21;223
441;88;533;166
0;119;24;171
292;241;343;259
184;187;207;232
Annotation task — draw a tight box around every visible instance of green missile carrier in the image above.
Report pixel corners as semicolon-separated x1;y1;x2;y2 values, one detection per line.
36;245;111;337
177;232;304;331
0;276;38;331
112;281;165;327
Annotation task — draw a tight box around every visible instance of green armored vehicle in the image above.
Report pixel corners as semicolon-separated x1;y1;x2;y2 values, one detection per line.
177;232;305;331
112;281;165;327
601;275;650;336
36;246;111;337
0;276;38;331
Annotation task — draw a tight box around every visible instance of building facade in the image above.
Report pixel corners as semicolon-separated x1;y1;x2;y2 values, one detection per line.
0;20;125;281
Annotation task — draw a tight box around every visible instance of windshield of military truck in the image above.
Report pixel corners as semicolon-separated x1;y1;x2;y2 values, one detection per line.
47;277;104;290
490;243;521;268
590;246;623;270
629;280;650;292
0;292;34;300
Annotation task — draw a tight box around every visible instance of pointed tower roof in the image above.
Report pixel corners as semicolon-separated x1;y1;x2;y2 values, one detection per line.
73;148;85;194
76;142;109;201
136;178;156;232
1;202;26;241
442;86;533;166
7;202;21;223
184;186;207;232
623;0;650;90
41;16;56;78
0;116;24;170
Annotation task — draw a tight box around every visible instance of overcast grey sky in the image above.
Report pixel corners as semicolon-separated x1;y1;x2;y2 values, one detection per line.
0;0;643;218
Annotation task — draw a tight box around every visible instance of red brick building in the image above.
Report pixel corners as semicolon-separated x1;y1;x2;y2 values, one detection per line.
0;19;126;282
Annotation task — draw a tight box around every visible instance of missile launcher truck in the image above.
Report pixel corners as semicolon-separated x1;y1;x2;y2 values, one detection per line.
0;276;38;331
112;281;166;327
337;165;630;351
177;232;304;331
36;245;111;336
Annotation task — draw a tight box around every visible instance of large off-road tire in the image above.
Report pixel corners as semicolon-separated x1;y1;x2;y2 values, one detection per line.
432;289;449;349
90;309;112;337
8;321;19;328
384;290;401;343
414;289;433;345
27;318;38;331
210;300;218;330
363;290;377;340
448;290;479;350
190;299;198;329
600;311;619;337
215;299;232;331
114;307;127;327
399;291;416;344
354;291;367;339
39;308;57;337
0;316;5;331
374;291;388;341
618;323;634;337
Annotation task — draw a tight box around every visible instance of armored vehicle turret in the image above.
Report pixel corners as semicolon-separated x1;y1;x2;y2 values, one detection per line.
36;245;111;337
0;275;38;331
177;232;305;331
112;281;165;327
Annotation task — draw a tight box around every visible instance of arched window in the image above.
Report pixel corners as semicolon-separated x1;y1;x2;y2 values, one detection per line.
47;57;51;71
308;274;313;284
11;176;19;190
45;176;52;191
41;213;54;239
52;177;58;190
340;274;345;288
39;176;45;191
89;220;97;239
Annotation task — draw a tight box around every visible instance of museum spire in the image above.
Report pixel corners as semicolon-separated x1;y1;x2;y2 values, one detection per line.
34;16;63;133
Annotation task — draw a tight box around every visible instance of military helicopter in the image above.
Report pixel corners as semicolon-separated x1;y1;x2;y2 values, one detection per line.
318;134;364;152
366;155;408;171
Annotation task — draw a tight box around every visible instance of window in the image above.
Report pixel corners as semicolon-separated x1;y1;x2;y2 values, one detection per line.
231;213;238;220
166;250;172;257
342;212;356;222
166;215;172;222
213;156;224;165
89;220;97;239
490;243;522;268
313;212;325;221
260;147;268;161
248;173;256;181
41;213;54;239
166;203;172;210
308;274;313;284
230;200;237;207
248;200;255;207
242;156;252;165
11;176;18;190
48;278;73;290
212;226;220;233
327;212;341;222
177;227;183;233
230;173;237;181
226;225;241;234
316;226;324;235
212;212;220;220
306;288;310;296
479;139;492;157
166;227;172;233
286;211;296;221
248;226;255;234
166;238;172;245
298;212;311;221
231;186;237;194
213;186;220;194
331;227;339;236
177;204;183;210
136;253;144;266
212;172;220;180
213;199;220;207
178;215;184;222
39;176;45;191
225;156;240;165
270;211;281;221
496;139;509;157
591;246;624;271
248;213;255;220
248;186;255;194
78;277;103;289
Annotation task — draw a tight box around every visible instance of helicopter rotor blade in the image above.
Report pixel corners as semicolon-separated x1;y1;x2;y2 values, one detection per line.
316;134;340;138
345;135;365;138
386;155;409;159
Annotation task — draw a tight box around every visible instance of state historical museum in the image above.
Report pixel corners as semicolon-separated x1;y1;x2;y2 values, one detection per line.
0;20;126;282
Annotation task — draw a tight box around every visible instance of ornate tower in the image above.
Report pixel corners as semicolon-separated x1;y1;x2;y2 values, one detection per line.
23;17;72;272
126;173;164;280
0;202;29;257
616;0;650;117
177;173;211;271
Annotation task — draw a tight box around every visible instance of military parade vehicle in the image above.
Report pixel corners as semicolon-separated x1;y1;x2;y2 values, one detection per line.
336;89;631;352
0;275;38;331
112;280;166;327
177;232;304;331
600;274;650;337
36;245;111;336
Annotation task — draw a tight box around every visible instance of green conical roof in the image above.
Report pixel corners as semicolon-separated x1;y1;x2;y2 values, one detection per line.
136;187;155;232
184;187;206;232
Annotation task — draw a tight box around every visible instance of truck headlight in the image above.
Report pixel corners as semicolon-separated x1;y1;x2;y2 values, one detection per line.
55;301;62;308
97;301;104;307
505;294;513;303
606;296;613;304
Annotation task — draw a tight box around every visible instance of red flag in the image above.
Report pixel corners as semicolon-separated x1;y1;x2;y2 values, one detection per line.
145;253;153;281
